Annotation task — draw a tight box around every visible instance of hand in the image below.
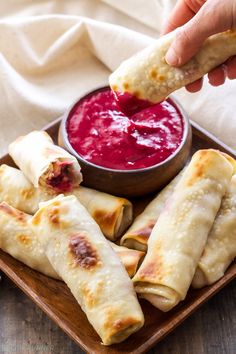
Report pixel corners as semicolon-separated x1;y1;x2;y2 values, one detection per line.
162;0;236;92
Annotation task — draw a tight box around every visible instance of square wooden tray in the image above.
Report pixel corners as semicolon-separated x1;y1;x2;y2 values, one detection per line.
0;118;235;354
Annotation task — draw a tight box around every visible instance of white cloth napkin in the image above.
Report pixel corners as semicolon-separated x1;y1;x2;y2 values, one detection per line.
0;0;235;156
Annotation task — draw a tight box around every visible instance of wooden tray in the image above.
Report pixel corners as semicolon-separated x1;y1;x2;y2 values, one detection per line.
0;119;236;354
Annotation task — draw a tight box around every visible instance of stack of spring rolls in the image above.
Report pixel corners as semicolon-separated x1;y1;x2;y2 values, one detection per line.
122;150;236;311
0;131;144;345
1;130;236;344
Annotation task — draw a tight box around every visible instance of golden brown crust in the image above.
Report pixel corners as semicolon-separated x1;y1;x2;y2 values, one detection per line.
122;82;130;90
129;222;155;243
16;234;32;246
81;280;104;309
93;209;118;235
186;150;213;186
31;208;43;226
137;258;164;282
116;249;144;277
104;308;141;335
0;202;27;223
32;200;61;226
48;206;61;225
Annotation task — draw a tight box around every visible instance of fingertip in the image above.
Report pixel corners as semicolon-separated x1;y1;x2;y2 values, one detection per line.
165;47;180;66
226;56;236;80
208;66;226;86
185;78;203;92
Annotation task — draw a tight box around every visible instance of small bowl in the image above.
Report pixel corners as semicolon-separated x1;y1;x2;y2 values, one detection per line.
58;87;192;197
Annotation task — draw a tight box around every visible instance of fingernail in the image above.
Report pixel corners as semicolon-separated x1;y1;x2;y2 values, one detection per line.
165;48;179;66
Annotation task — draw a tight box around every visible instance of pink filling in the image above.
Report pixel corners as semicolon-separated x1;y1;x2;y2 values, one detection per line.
47;161;73;192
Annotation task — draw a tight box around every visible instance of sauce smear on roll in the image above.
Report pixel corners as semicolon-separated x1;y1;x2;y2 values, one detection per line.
66;87;184;170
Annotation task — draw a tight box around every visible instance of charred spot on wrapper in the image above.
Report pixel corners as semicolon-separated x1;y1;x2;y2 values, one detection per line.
130;222;156;243
69;233;100;269
158;75;165;81
123;82;130;90
17;234;32;246
0;202;27;223
32;201;61;226
149;68;158;79
48;206;60;225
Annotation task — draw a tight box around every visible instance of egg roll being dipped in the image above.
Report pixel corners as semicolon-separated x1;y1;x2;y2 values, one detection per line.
30;195;144;345
192;174;236;288
0;165;132;240
109;30;236;106
8;131;82;194
133;149;235;312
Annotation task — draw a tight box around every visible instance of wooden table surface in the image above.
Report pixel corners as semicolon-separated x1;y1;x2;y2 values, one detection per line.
0;274;235;354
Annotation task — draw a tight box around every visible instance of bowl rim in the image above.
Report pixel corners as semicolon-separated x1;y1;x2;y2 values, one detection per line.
60;86;191;174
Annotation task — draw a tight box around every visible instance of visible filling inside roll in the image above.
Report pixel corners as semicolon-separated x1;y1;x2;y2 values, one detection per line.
135;283;181;311
42;161;76;193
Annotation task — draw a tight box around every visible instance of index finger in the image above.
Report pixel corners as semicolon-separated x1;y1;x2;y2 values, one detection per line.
162;1;195;34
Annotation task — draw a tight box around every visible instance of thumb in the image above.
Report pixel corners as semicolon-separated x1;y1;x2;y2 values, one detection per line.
165;2;231;66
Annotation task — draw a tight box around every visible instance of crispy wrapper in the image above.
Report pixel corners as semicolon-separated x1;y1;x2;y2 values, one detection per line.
73;187;132;240
120;171;183;251
0;202;59;279
109;242;144;278
30;195;144;345
192;174;236;288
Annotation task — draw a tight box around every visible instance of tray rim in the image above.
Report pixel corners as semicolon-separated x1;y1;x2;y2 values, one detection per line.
0;118;236;354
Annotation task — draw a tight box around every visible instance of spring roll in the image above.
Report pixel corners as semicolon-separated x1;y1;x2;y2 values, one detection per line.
133;150;234;312
0;165;132;240
120;171;183;251
73;187;132;240
9;131;82;194
109;242;144;278
192;174;236;288
109;30;236;104
0;202;59;279
30;195;144;345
